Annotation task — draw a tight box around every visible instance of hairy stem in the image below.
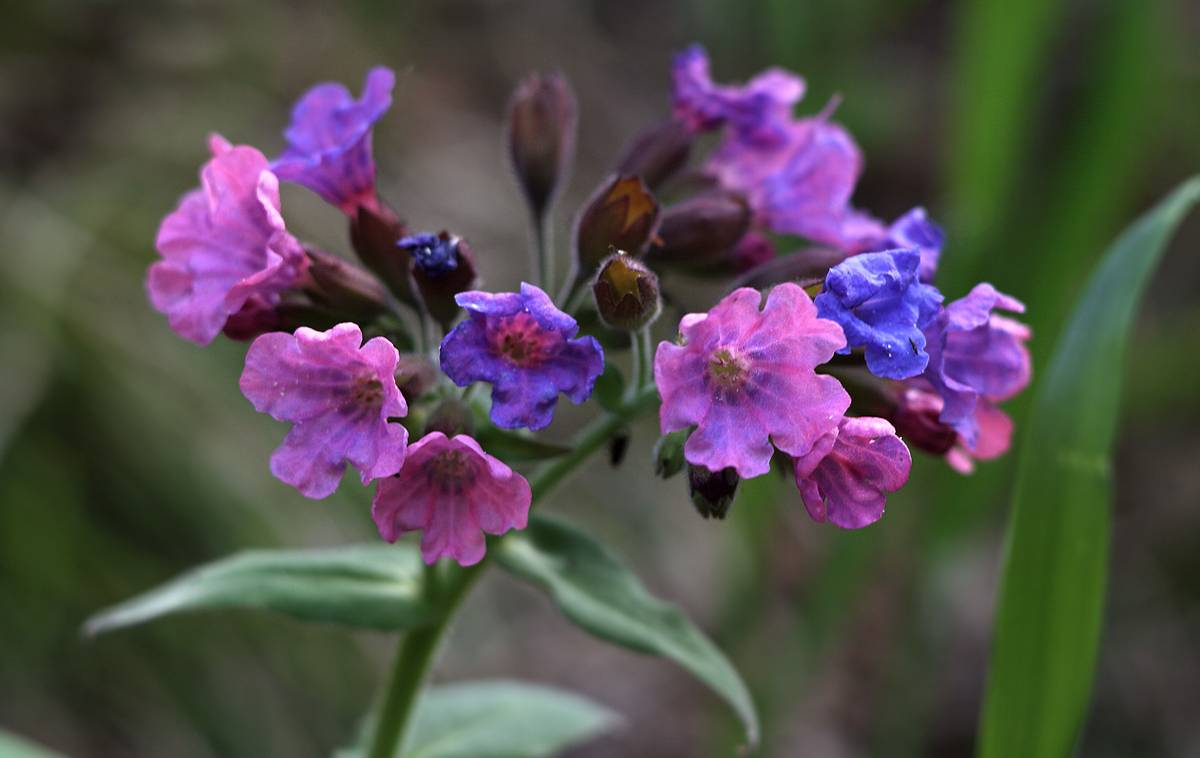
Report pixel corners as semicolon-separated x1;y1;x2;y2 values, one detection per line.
364;383;660;757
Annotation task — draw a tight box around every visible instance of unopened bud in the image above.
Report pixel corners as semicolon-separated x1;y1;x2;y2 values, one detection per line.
350;204;413;303
616;118;694;190
890;385;957;456
507;72;577;219
303;248;388;320
687;464;740;520
574;175;660;274
592;251;661;331
424;397;476;438
645;190;751;269
395;354;439;401
399;232;479;329
653;429;689;479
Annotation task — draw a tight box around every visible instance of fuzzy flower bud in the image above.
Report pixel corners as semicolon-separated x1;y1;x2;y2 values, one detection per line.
303;247;388;320
399;232;479;329
573;175;660;274
424;397;476;439
592;251;662;331
616;118;695;190
653;428;689;479
350;204;413;303
645;190;751;269
687;464;740;520
507;72;577;220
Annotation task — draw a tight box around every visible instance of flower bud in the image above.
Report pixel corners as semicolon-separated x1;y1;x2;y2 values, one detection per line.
645;190;751;269
687;464;740;520
399;232;479;329
395;354;439;401
616;118;694;190
653;429;689;479
303;247;389;320
350;203;413;303
890;385;957;456
507;72;577;219
423;397;476;438
573;175;660;274
592;251;661;331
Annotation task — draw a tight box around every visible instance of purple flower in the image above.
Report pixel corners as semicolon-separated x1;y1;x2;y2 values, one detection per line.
149;135;307;346
398;232;459;277
672;44;805;143
655;283;850;478
372;432;531;566
887;207;944;282
439;283;604;431
272;66;395;215
239;323;408;499
793;416;911;529
815;249;944;380
922;284;1032;445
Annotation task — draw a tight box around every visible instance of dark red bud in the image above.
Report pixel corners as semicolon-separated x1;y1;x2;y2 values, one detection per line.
890;386;958;456
574;174;660;273
395;354;439;401
302;247;389;320
349;203;414;304
687;464;740;520
507;72;577;219
592;251;661;331
645;190;752;269
423;397;476;438
730;245;851;291
616;118;695;190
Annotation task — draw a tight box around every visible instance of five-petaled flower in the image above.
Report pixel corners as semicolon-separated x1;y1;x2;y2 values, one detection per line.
793;416;912;529
372;432;531;566
655;282;850;479
239;323;409;499
815;248;944;380
440;283;605;431
148;134;308;345
272;66;395;215
921;283;1032;446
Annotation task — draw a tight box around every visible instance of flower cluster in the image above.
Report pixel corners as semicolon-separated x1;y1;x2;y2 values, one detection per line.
146;46;1033;569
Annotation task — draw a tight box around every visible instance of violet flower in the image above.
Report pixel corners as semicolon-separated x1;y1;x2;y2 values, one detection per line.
149;135;307;346
815;249;944;380
372;432;531;566
793;416;911;529
239;323;408;499
272;66;395;215
655;282;850;479
440;283;604;431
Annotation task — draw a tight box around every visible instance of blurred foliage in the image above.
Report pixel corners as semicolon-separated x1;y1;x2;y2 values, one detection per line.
2;0;1198;756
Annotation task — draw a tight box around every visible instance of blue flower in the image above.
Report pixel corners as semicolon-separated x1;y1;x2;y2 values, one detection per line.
399;232;460;277
440;283;604;430
887;207;944;282
815;249;943;380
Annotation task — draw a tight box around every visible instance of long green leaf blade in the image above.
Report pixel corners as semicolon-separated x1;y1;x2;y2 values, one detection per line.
85;544;434;635
496;514;760;748
979;176;1200;758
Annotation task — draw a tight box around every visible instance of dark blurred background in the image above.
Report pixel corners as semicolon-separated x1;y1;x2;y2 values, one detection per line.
1;0;1198;756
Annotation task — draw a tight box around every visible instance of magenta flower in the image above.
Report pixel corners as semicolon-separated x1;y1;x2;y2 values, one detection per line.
793;416;911;529
239;323;408;499
272;66;395;215
922;284;1032;445
148;135;307;345
372;432;532;566
655;283;850;478
440;283;604;431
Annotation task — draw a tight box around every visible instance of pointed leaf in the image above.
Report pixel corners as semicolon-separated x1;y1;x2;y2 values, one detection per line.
979;176;1200;758
0;731;65;758
496;515;759;747
473;426;572;463
85;544;434;635
592;360;626;413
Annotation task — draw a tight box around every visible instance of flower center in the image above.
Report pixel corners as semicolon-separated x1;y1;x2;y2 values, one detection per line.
424;450;476;492
349;375;385;408
489;312;552;367
707;348;749;392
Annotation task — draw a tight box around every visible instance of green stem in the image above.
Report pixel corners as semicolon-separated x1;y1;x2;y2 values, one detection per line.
364;384;660;757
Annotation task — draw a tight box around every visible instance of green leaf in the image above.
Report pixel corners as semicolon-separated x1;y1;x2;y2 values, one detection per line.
978;176;1200;758
85;544;434;635
496;515;759;748
0;730;65;758
592;361;626;414
472;426;572;463
396;680;618;758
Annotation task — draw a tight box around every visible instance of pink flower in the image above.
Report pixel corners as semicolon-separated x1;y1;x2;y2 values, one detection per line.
149;135;307;345
239;323;408;499
793;416;911;529
372;433;532;566
655;282;850;478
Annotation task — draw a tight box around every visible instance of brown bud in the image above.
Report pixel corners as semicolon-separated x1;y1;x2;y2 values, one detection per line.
616;118;694;190
394;354;439;401
507;72;577;219
573;174;660;274
687;464;740;520
349;203;413;303
890;385;957;456
303;247;388;320
592;251;661;331
424;397;476;438
645;190;752;269
402;232;479;329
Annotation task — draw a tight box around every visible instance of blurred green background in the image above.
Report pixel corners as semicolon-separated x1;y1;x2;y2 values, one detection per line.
1;0;1198;755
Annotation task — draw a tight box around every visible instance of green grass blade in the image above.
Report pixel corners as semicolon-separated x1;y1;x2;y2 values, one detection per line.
978;176;1200;758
